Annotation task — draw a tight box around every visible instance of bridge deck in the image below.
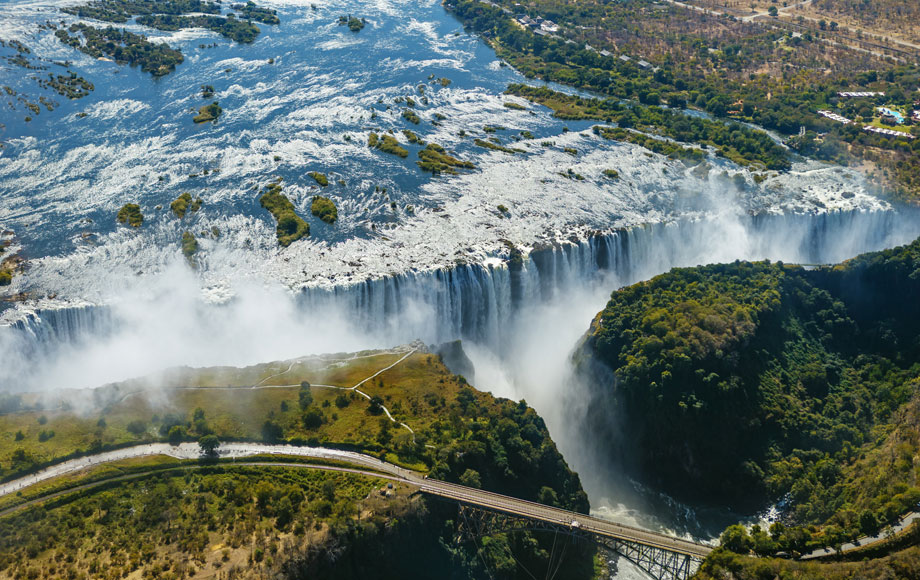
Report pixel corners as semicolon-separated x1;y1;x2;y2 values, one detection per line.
418;479;713;559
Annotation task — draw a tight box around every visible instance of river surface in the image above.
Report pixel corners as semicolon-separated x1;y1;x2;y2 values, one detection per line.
0;0;887;304
1;1;918;577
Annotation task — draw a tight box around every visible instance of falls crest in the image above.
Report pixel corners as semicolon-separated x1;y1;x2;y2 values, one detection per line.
2;209;917;390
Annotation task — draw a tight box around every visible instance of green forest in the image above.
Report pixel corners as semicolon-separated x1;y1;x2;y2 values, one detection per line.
579;236;920;553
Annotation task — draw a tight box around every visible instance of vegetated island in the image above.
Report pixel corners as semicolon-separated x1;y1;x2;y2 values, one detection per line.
337;14;366;32
401;108;421;124
575;236;920;565
259;181;309;246
55;24;183;77
61;0;221;23
231;1;280;25
417;143;476;175
0;40;95;119
56;0;280;75
192;101;222;123
180;230;198;264
310;196;337;224
115;203;143;227
474;138;524;154
368;132;409;158
307;171;328;187
61;0;278;42
170;192;202;218
0;344;596;579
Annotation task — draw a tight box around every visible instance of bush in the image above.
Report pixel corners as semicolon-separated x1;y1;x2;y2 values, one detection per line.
368;395;385;415
126;420;147;437
302;408;324;430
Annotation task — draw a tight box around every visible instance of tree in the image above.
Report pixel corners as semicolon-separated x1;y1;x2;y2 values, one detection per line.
198;434;220;458
378;417;392;446
303;408;324;430
538;486;559;507
261;420;284;442
299;382;313;409
127;420;147;437
459;468;482;489
720;524;753;554
859;509;879;536
275;496;293;529
368;395;385;415
167;425;186;446
767;6;778;16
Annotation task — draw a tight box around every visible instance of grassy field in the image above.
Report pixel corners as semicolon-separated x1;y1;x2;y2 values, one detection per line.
0;346;484;479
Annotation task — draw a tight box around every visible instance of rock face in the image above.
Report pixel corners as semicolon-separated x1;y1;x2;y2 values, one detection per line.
573;236;920;509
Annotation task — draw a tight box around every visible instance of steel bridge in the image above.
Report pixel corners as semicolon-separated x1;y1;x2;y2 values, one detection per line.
418;479;711;580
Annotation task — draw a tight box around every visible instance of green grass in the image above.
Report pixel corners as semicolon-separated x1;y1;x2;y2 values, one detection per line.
0;350;460;477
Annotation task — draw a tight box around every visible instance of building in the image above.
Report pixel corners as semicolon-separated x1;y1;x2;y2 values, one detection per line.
838;91;885;98
864;125;915;139
817;110;852;124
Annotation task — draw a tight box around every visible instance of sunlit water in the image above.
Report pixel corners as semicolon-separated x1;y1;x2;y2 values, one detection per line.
0;1;914;575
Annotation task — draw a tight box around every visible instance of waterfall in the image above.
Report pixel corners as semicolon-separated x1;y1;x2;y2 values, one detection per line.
2;208;918;390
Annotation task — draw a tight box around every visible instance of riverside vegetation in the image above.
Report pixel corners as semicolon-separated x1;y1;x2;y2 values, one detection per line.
0;346;597;580
445;0;920;199
576;236;920;565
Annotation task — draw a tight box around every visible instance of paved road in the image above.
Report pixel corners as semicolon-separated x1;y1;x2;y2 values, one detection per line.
0;442;711;559
0;461;405;519
801;510;920;559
